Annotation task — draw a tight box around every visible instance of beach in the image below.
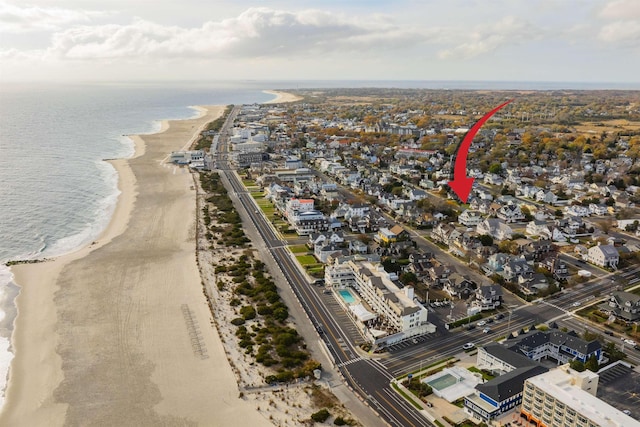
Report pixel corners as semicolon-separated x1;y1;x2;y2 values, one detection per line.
263;90;303;104
1;106;272;426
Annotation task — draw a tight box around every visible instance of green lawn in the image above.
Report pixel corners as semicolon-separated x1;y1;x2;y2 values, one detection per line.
296;255;317;265
241;179;255;186
289;245;310;254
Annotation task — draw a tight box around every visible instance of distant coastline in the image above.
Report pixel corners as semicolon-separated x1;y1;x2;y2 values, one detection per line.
263;90;304;104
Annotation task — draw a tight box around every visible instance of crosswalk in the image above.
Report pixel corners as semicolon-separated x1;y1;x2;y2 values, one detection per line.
336;357;364;368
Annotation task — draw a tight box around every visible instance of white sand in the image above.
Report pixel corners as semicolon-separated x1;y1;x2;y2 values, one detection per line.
263;91;303;104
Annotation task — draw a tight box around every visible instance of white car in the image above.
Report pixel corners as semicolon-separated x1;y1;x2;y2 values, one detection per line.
483;327;492;334
463;343;475;350
571;301;581;307
624;339;636;346
477;320;487;327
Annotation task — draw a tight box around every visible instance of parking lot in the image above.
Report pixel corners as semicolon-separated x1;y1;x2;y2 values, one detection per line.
385;334;430;353
597;363;640;419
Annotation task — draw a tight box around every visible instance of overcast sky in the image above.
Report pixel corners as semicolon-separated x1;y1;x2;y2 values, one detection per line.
1;0;639;83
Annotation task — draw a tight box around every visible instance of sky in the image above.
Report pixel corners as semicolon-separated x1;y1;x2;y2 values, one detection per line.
1;0;639;83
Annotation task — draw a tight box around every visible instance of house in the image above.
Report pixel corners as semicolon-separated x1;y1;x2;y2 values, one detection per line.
507;329;603;365
525;220;552;240
348;239;369;255
473;284;503;311
376;224;409;244
407;253;434;279
314;243;345;263
476;219;513;242
496;203;525;223
458;210;483;227
539;255;569;282
431;223;456;245
587;244;619;268
564;205;590;217
535;190;558;205
502;256;533;282
443;274;477;300
465;365;548;423
598;291;640;323
307;231;344;249
589;203;608;216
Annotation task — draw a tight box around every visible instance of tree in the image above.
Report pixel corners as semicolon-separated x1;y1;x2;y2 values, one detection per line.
569;359;585;372
400;272;418;286
478;235;494;247
488;163;502;174
585;354;599;372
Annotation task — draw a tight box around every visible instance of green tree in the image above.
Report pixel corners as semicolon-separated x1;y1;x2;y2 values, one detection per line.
478;235;494;247
488;163;502;174
585;354;599;372
570;359;585;372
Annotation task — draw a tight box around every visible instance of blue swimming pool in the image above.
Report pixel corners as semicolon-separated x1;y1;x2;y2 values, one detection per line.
338;289;356;304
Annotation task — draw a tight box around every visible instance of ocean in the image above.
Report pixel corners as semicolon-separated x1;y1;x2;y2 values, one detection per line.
0;82;275;408
0;79;638;409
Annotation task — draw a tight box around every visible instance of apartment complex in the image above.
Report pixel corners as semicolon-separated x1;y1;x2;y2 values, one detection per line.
521;365;639;427
325;260;432;337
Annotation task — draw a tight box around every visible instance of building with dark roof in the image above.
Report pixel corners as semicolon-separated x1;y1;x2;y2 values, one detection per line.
598;291;640;323
465;365;548;422
506;329;602;364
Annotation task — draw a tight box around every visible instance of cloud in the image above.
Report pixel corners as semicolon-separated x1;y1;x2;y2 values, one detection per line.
600;0;640;20
437;16;539;59
597;0;640;47
40;7;423;61
598;20;640;45
0;1;105;33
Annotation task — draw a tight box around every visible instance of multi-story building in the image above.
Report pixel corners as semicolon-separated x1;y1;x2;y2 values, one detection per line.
285;198;315;219
324;260;433;341
465;365;548;422
521;365;640;427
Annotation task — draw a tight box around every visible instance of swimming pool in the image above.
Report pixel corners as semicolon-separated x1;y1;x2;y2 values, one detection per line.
426;373;458;391
338;289;356;304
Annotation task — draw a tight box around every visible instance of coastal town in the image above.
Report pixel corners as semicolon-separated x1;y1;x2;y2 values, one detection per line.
184;89;640;427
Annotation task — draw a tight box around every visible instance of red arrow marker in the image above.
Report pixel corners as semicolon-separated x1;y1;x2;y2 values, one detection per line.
448;99;513;203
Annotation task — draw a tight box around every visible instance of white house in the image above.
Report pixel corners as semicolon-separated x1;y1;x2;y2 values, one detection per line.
496;204;525;223
587;244;619;269
458;210;484;227
476;219;513;241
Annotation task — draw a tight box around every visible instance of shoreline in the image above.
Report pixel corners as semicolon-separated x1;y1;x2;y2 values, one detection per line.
1;105;271;426
263;90;303;104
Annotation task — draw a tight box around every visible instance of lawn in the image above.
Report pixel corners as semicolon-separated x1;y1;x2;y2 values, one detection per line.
296;255;318;265
289;245;310;254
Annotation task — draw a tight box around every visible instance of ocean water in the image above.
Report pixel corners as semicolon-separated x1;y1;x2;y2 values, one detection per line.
0;82;274;409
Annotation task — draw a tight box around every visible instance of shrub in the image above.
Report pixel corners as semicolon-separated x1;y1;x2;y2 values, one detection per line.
231;318;245;326
240;305;256;320
311;409;330;423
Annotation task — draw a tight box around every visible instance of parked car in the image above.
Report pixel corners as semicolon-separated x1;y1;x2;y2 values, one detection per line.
604;331;614;336
463;343;475;350
624;339;637;346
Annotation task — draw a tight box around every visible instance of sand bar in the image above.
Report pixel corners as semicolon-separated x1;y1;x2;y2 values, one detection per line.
1;106;272;426
263;90;303;104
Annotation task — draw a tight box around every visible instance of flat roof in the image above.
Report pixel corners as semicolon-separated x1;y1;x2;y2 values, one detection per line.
526;367;640;427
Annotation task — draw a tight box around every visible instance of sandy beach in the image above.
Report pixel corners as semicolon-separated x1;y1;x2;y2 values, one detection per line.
1;106;272;426
263;90;303;104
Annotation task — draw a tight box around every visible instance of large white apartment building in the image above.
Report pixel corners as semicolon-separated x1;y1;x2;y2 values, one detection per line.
326;260;431;335
521;365;640;427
